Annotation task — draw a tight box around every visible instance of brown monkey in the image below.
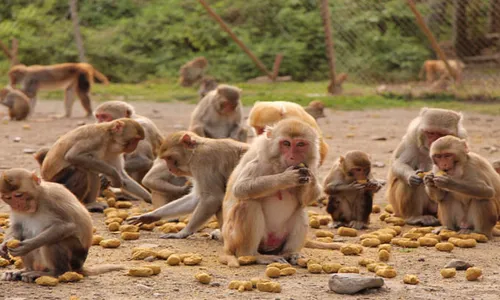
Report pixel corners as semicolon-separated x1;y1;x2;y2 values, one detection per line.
386;107;468;226
247;101;329;165
324;151;384;229
179;57;208;87
40;119;152;212
189;84;247;142
198;76;218;99
418;60;464;84
142;158;191;209
424;136;500;238
304;100;326;120
8;62;109;118
0;86;30;121
221;119;323;267
327;73;348;94
0;168;123;282
94;101;164;183
127;131;249;239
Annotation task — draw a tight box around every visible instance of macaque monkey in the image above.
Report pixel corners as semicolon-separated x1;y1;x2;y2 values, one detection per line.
492;160;500;175
94;101;164;183
0;86;30;121
142;158;191;209
179;57;208;87
8;62;109;117
221;119;323;267
198;76;218;99
40;119;152;212
189;84;247;142
419;60;465;84
327;73;348;95
424;136;500;238
127;131;249;239
304;100;326;120
0;168;123;282
247;101;329;165
324;151;384;229
386;107;467;226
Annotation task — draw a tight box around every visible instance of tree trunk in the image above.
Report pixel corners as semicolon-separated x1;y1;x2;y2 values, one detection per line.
69;0;87;62
489;0;500;33
426;0;448;39
453;0;469;58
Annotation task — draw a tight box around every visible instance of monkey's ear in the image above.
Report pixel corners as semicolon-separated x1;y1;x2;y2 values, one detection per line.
181;133;196;149
110;120;125;133
126;109;132;118
339;156;345;165
264;126;273;139
463;141;470;153
31;172;41;185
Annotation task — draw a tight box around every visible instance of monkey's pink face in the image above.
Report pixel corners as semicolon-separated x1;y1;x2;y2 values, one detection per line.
349;167;368;181
424;131;447;147
1;191;37;213
279;138;310;167
219;101;237;115
95;112;115;123
124;137;142;153
163;153;191;177
433;153;456;173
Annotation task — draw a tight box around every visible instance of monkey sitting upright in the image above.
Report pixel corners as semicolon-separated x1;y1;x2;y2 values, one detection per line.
179;57;208;87
324;151;384;229
0;168;123;282
304;100;326;120
0;86;30;121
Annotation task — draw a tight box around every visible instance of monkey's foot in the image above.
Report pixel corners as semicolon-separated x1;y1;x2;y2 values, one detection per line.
284;253;303;265
210;229;223;241
458;228;472;235
255;255;288;265
160;231;191;239
328;221;346;229
85;202;108;213
1;270;23;281
20;271;50;283
348;221;368;230
405;215;440;226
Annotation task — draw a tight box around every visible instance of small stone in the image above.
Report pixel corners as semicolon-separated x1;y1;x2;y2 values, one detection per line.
144;256;155;262
328;273;384;294
23;148;36;154
77;121;86;126
22;124;31;130
13;137;21;142
371;136;387;141
444;259;473;271
372;161;385;168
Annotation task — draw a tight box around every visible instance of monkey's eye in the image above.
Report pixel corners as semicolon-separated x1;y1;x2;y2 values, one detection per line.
443;153;453;159
14;192;23;197
282;141;291;147
353;167;362;172
296;141;306;147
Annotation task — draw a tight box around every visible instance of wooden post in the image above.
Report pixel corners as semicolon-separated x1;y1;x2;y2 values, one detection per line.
197;0;273;80
69;0;87;62
407;0;456;81
271;53;283;81
319;0;337;94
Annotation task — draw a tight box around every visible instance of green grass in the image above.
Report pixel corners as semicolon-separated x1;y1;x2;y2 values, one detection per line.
22;79;500;115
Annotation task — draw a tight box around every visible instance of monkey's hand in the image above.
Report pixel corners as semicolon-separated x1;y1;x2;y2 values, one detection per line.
0;242;8;259
433;175;453;190
110;176;124;188
348;182;365;190
284;166;311;186
423;174;436;187
364;181;382;192
127;213;161;225
7;241;33;257
407;172;423;187
159;230;191;239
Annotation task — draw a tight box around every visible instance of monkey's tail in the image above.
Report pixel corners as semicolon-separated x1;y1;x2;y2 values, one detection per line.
304;240;343;250
93;68;110;85
81;264;125;276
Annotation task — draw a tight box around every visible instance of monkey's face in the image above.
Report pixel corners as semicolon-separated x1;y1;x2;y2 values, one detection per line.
217;98;238;115
112;120;145;153
162;150;191;177
95;111;115;123
423;131;447;147
279;138;310;167
432;153;456;174
0;170;39;213
348;167;369;181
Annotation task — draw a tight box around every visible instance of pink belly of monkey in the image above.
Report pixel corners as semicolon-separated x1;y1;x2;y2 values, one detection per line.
259;189;298;251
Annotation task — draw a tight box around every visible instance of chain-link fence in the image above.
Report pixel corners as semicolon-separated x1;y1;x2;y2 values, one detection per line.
328;0;500;98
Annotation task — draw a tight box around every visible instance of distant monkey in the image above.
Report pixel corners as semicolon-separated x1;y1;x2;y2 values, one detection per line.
221;119;323;267
198;77;218;99
419;60;465;84
179;57;208;87
189;84;247;142
386;107;467;226
247;101;329;165
304;100;326;120
0;168;123;282
94;101;164;183
40;119;152;212
424;136;500;238
324;151;384;229
128;131;249;239
0;86;30;120
327;73;348;94
8;62;109;117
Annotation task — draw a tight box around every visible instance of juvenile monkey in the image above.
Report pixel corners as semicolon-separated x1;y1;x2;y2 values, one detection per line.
8;62;109;117
304;100;326;120
179;57;208;87
94;101;164;183
0;86;30;120
247;101;329;165
324;151;384;229
189;84;247;142
221;119;323;267
424;136;500;238
327;73;348;94
419;60;465;84
0;168;123;282
386;107;467;226
40;119;152;212
127;131;249;239
198;76;218;99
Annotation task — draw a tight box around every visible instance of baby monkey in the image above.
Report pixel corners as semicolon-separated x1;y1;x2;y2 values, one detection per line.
0;86;30;120
324;151;384;229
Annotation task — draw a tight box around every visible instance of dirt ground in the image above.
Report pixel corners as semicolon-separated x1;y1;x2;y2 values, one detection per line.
1;100;500;300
